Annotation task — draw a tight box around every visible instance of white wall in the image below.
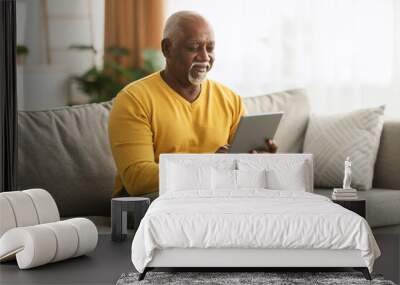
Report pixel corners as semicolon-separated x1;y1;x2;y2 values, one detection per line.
16;0;47;65
166;0;400;117
16;0;105;110
47;0;105;73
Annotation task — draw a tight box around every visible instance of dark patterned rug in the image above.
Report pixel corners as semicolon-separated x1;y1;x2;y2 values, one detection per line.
116;271;396;285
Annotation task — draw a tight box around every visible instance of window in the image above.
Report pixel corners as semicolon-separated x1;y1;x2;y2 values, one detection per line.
166;0;400;116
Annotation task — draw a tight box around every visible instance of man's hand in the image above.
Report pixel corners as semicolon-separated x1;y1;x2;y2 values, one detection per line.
215;144;230;153
250;139;278;154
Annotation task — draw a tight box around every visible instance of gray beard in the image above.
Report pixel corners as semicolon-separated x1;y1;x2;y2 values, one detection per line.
188;71;207;85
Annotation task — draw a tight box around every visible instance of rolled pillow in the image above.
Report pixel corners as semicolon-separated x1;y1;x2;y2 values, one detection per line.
0;189;60;238
0;226;57;268
23;188;60;224
0;218;98;269
65;218;98;257
0;191;40;228
0;196;17;237
42;221;79;262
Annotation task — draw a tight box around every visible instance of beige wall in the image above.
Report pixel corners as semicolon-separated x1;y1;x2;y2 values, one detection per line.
16;0;105;110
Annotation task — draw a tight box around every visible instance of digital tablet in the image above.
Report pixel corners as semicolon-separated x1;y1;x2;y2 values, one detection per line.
229;112;283;153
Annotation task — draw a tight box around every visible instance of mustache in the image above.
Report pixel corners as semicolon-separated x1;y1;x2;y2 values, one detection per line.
190;62;211;71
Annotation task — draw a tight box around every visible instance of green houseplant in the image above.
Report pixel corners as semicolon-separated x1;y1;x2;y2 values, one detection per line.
16;45;29;65
69;45;164;103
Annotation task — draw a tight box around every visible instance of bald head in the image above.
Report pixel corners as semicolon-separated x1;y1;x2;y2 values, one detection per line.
161;11;215;88
163;11;213;42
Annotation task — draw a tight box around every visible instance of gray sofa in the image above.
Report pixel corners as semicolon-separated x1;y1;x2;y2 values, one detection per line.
17;90;400;233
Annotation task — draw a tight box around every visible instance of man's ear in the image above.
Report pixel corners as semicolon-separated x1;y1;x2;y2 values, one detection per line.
161;39;171;58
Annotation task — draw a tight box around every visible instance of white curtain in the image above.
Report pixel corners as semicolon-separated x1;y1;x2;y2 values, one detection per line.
166;0;400;117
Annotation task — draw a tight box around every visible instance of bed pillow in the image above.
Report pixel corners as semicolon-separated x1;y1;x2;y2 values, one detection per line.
267;164;306;191
211;169;268;190
303;106;385;190
237;158;311;192
212;169;237;190
167;163;212;191
236;170;268;188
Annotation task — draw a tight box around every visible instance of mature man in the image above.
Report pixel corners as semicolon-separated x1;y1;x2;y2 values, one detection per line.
108;11;277;198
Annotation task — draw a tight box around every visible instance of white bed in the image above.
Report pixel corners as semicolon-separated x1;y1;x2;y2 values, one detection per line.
131;154;380;280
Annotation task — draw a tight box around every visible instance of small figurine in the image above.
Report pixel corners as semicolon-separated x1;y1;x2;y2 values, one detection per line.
343;157;352;189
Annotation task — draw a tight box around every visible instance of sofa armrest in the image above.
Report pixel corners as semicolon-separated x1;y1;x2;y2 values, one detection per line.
373;120;400;190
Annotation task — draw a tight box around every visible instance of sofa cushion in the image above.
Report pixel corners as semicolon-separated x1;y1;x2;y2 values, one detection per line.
303;106;385;190
243;89;310;153
17;102;116;217
373;120;400;190
315;188;400;228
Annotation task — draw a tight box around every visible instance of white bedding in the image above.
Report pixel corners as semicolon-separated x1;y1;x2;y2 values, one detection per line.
131;190;380;273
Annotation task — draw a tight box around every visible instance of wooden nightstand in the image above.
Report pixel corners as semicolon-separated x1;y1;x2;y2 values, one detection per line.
332;199;366;218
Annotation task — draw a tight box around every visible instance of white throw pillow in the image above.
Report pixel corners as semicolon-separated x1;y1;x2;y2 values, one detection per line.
237;158;311;192
236;169;268;188
267;164;306;191
303;106;385;190
212;169;237;190
212;169;268;190
168;163;212;191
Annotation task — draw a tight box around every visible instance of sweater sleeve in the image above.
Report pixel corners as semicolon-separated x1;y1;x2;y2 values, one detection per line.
108;91;158;196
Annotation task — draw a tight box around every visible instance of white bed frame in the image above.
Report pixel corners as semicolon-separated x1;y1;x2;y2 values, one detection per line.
142;242;370;280
148;248;365;268
139;154;371;280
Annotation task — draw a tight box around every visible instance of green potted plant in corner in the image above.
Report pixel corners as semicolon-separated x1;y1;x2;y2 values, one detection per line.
69;45;164;104
16;45;29;65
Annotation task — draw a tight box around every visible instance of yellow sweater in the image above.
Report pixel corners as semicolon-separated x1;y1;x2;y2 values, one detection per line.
108;72;245;197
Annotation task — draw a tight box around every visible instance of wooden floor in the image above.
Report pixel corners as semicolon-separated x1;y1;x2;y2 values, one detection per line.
0;233;398;284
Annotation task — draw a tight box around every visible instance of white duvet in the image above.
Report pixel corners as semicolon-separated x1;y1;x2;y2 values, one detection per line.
131;190;380;273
